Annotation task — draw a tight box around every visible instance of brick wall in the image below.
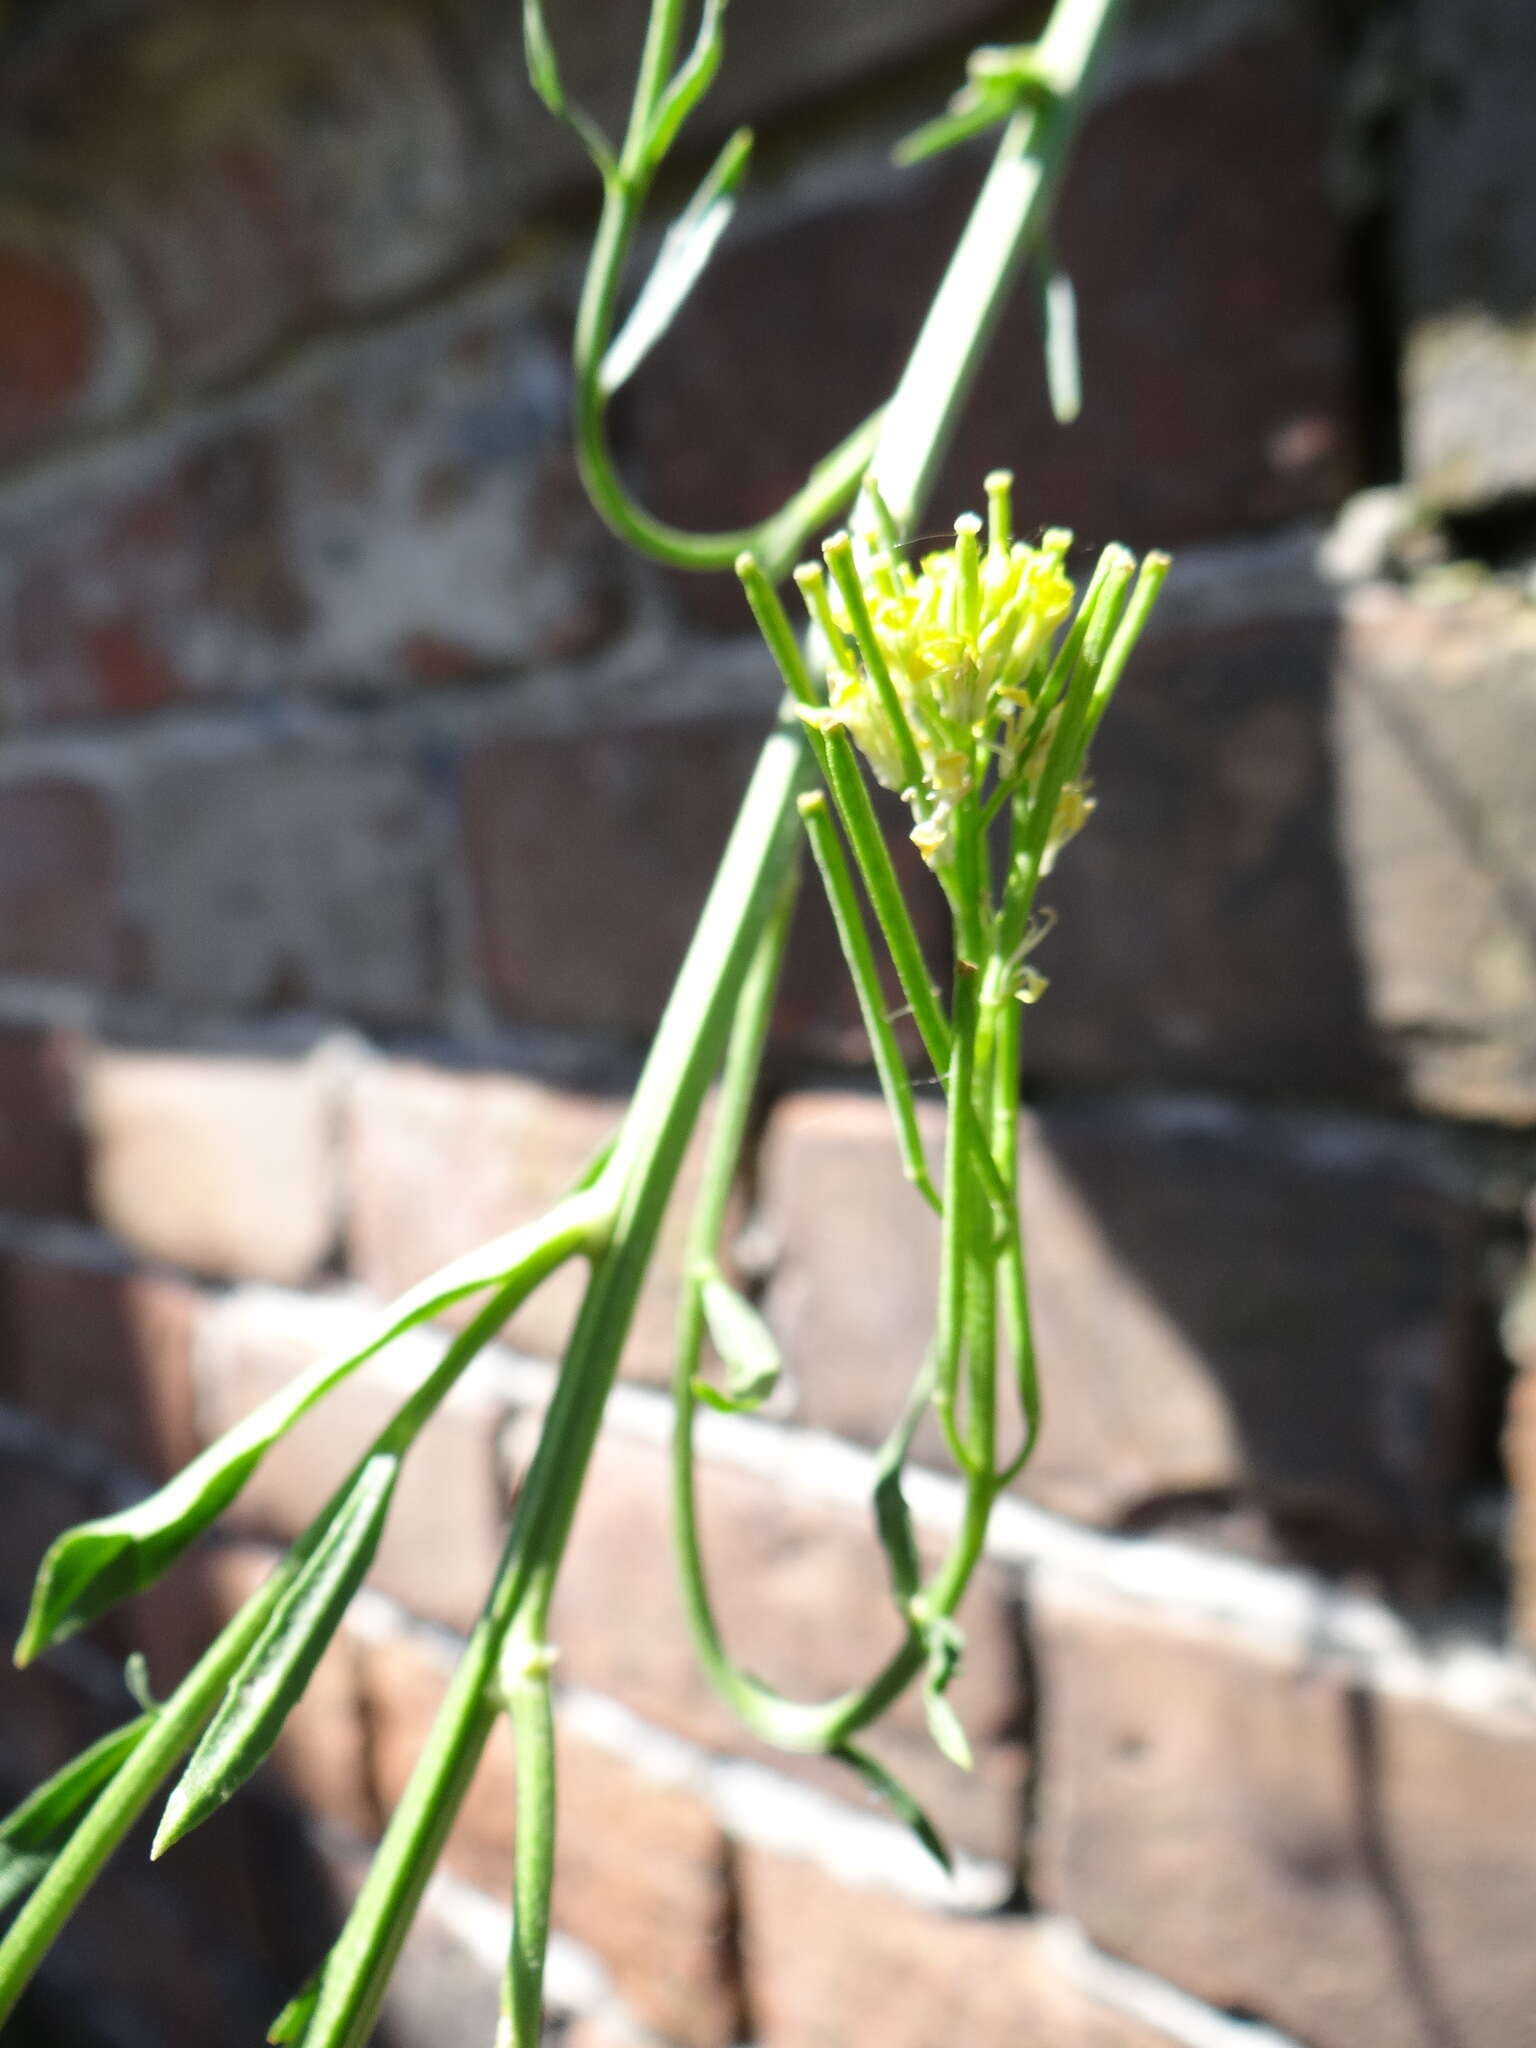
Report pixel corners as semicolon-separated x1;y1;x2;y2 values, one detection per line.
2;2;1535;2044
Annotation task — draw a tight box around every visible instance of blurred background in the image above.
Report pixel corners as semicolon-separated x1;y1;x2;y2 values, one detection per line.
1;0;1535;2043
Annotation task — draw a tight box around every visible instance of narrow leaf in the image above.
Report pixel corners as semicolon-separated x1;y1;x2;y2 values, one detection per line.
124;1651;157;1713
268;1967;323;2043
871;1364;932;1609
645;0;730;168
894;93;1010;168
696;1271;781;1413
0;1715;153;1915
522;0;564;116
835;1744;952;1874
153;1453;399;1856
600;127;753;398
922;1687;974;1774
18;1203;591;1661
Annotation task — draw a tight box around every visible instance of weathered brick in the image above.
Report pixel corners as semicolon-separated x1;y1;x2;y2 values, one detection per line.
0;2;481;405
0;283;621;725
1333;583;1536;1124
757;1090;1479;1587
740;1848;1168;2048
195;1289;510;1636
0;778;118;982
507;1420;1027;1863
344;1059;723;1382
81;1044;345;1285
626;15;1355;630
0;1243;203;1480
0;1026;88;1216
359;1625;741;2048
120;732;439;1022
1399;0;1536;509
1033;1578;1536;2048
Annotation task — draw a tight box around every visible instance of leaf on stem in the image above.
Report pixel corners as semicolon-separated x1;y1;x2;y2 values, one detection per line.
268;1968;322;2044
601;127;753;398
920;1614;973;1772
694;1271;781;1414
871;1365;932;1610
522;0;615;176
153;1452;399;1857
644;0;731;169
18;1201;599;1662
835;1744;952;1875
0;1715;154;1916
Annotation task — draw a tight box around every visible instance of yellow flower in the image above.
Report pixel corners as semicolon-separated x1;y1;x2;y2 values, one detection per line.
797;474;1076;868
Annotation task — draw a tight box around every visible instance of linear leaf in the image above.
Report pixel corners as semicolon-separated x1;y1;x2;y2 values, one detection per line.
268;1966;323;2043
644;0;730;167
600;126;752;398
922;1686;974;1774
153;1453;399;1856
17;1201;596;1662
0;1715;153;1916
871;1365;932;1609
695;1271;780;1413
835;1743;952;1874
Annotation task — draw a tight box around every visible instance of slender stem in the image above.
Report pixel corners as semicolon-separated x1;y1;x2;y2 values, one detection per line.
501;1629;557;2048
870;0;1125;530
799;792;939;1212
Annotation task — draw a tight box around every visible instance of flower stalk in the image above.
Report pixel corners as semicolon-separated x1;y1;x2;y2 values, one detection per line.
0;4;1155;2044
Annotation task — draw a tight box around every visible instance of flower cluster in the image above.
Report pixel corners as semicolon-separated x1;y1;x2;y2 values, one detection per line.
793;473;1092;871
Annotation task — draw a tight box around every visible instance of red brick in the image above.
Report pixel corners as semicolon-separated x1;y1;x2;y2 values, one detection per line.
195;1289;511;1637
81;1046;344;1285
1031;1578;1536;2048
0;1246;202;1480
360;1626;741;2048
740;1848;1167;2048
0;224;102;465
1;292;621;725
511;1421;1027;1863
344;1059;725;1383
0;779;117;982
757;1089;1479;1588
1504;1355;1536;1652
627;18;1356;630
0;1026;88;1216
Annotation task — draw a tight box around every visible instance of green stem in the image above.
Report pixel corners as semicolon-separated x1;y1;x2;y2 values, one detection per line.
799;792;939;1212
500;1628;557;2048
